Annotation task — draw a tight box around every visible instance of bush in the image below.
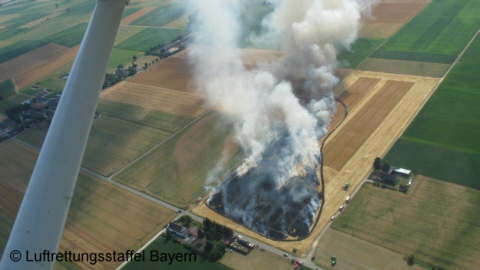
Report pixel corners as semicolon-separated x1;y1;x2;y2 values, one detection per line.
407;255;415;266
373;157;382;170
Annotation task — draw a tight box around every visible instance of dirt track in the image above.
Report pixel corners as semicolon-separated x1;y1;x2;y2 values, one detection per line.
192;71;439;255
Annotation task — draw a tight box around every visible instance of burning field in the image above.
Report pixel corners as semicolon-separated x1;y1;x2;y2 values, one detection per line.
207;134;321;240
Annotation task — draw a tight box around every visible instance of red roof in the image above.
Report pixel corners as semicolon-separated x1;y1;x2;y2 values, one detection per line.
31;103;47;109
187;226;198;237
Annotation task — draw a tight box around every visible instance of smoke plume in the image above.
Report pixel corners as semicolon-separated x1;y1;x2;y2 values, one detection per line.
185;0;368;238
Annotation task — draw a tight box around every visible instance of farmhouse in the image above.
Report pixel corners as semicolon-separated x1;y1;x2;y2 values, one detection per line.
372;171;397;186
167;222;187;238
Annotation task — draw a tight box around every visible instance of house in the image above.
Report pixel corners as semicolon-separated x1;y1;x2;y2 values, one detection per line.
372;171;397;185
31;103;47;110
167;222;187;238
186;226;198;238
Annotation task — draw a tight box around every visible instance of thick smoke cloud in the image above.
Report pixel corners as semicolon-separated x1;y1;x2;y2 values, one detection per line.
184;0;369;237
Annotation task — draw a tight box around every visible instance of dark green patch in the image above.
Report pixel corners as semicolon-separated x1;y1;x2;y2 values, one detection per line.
116;27;186;51
0;79;16;98
122;7;142;18
370;50;456;64
130;5;186;27
44;23;88;48
0;40;46;63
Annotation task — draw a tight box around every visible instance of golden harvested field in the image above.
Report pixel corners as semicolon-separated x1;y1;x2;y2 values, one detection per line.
20;12;62;28
360;0;430;38
313;228;425;270
0;140;176;270
128;56;196;92
121;6;156;25
193;71;439;256
0;43;79;89
358;57;450;77
102;82;207;118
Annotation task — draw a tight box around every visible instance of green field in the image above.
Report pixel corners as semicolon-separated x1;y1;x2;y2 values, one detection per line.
0;93;30;113
18;115;171;176
386;35;480;189
337;38;384;68
122;6;142;18
116;27;187;51
0;79;15;98
115;112;242;208
97;99;193;133
332;177;480;269
123;236;232;270
108;48;139;70
370;0;480;63
130;5;186;27
114;25;145;45
44;23;88;47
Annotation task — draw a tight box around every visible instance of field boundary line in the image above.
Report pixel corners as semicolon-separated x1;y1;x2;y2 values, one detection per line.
110;109;211;178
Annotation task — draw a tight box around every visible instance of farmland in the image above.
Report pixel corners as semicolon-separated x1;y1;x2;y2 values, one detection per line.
128;56;195;92
123;236;231;270
115;112;242;208
97;99;193;133
192;71;439;255
18;115;171;177
0;40;46;63
338;38;384;72
332;177;480;270
357;58;450;77
102;82;207;118
371;0;480;63
386;34;480;189
115;27;187;51
43;23;88;48
313;229;425;270
0;140;176;270
121;6;156;25
221;248;310;270
129;4;186;28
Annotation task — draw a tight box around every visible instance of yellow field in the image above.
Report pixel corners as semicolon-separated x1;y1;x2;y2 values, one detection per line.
0;140;176;270
357;58;450;77
102;82;207;118
192;71;439;256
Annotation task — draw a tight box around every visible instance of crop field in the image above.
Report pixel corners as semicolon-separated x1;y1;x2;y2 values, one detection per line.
129;4;186;27
371;0;480;63
357;58;450;77
337;38;384;68
107;48;139;70
359;0;430;38
128;56;195;92
123;236;231;270
114;112;242;208
43;23;88;48
115;27;186;51
11;45;77;90
313;229;425;270
0;40;46;63
0;140;176;270
102;82;206;118
121;6;156;25
385;34;480;189
18;115;171;177
97;99;193;133
0;42;69;85
113;25;145;44
192;71;439;256
332;177;480;270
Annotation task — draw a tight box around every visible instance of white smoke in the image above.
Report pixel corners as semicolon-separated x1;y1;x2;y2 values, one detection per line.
186;0;370;184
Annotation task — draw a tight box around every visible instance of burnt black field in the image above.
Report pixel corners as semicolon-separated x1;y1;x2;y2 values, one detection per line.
207;135;321;240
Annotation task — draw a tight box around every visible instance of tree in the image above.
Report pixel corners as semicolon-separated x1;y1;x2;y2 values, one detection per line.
144;62;148;69
66;7;70;13
204;241;214;254
132;55;137;62
55;3;59;8
198;229;204;239
373;157;382;170
203;218;212;229
381;161;390;173
407;255;415;266
117;64;123;69
178;215;192;227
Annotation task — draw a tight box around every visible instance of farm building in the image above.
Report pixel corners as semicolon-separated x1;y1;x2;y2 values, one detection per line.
167;222;187;238
372;171;398;185
394;168;412;177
